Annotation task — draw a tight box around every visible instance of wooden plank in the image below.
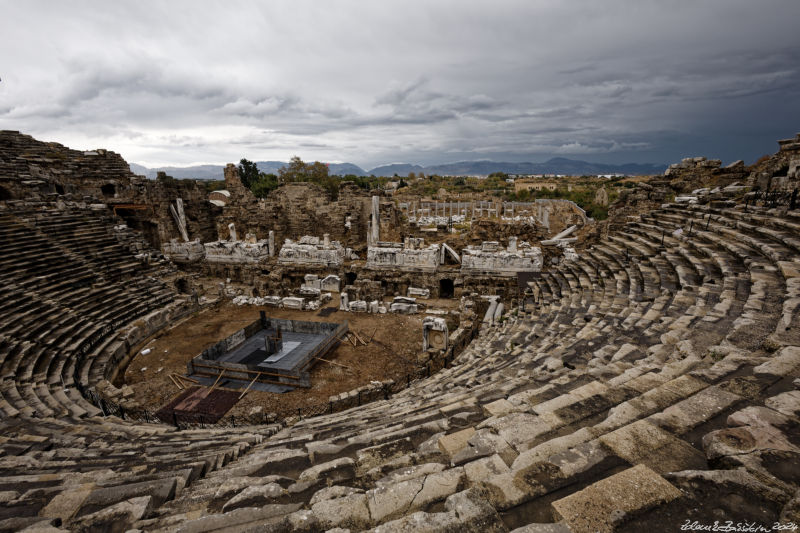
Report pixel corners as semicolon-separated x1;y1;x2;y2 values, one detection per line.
352;331;367;345
192;370;309;389
176;374;200;384
191;362;298;380
316;357;352;370
346;333;357;347
239;373;260;399
168;374;184;390
210;369;225;391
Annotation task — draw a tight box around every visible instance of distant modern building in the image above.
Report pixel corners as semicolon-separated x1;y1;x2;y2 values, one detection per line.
514;180;558;193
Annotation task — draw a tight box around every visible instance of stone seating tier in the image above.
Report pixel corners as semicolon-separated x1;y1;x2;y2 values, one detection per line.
0;201;799;531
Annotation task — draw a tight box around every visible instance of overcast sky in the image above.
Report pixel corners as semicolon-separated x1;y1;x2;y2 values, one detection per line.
1;1;799;169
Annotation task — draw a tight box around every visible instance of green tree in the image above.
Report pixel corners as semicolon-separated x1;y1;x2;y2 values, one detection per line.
488;171;508;179
277;156;339;199
278;156;308;182
250;173;279;198
238;158;260;189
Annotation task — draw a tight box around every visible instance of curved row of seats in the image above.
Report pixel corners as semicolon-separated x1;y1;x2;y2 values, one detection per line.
1;201;799;532
125;201;799;532
0;205;178;420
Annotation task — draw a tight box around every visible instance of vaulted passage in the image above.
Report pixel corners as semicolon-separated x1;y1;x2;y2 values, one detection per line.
439;278;454;298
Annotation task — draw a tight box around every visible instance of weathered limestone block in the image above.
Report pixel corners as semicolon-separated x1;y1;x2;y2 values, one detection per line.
365;468;465;524
482;398;516;418
599;419;706;474
349;300;368;312
483;412;562;452
363;488;507;532
408;286;431;298
321;274;341;292
278;236;346;267
422;316;448;351
765;390;800;419
648;386;742;435
282;297;304;310
162;239;205;263
374;463;445;487
71;496;152;533
461;239;542;275
204;239;270;264
463;453;510;486
438;427;476;458
666;469;790;525
452;428;518;466
164;503;302;533
298;286;321;298
311;491;371;530
354;438;415;475
551;464;681;533
753;346;800;378
366;238;440;273
366;477;425;523
703;406;798;461
40;486;94;522
222;483;285;512
389;295;418;314
411;468;465;510
302;274;321;289
298;457;356;485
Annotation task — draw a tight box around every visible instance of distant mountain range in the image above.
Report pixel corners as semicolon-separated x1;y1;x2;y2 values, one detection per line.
129;157;666;180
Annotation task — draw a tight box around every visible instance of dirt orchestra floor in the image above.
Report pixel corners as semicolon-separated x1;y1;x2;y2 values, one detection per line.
122;301;432;417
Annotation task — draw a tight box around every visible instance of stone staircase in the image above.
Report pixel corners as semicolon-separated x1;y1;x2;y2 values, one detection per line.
0;201;798;531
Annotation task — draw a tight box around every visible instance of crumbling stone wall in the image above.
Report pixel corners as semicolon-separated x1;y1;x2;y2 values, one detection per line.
460;219;547;247
0;130;138;201
126;176;221;248
750;133;800;192
217;165;383;252
0;130;221;250
597;179;672;239
665;156;749;193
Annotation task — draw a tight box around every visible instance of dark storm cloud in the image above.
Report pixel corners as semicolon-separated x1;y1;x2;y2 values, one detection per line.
0;0;798;167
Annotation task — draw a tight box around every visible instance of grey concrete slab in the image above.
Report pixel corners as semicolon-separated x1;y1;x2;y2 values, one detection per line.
217;327;328;372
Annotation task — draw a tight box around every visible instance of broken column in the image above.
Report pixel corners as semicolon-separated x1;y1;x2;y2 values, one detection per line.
169;198;189;242
541;225;578;246
228;222;238;242
268;230;275;257
483;297;499;325
542;205;550;232
370;195;380;245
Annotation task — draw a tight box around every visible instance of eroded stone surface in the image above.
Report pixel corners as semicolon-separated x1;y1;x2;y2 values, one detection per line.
551;465;681;533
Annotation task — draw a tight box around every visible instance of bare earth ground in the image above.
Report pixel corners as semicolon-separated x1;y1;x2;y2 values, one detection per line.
123;300;432;417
